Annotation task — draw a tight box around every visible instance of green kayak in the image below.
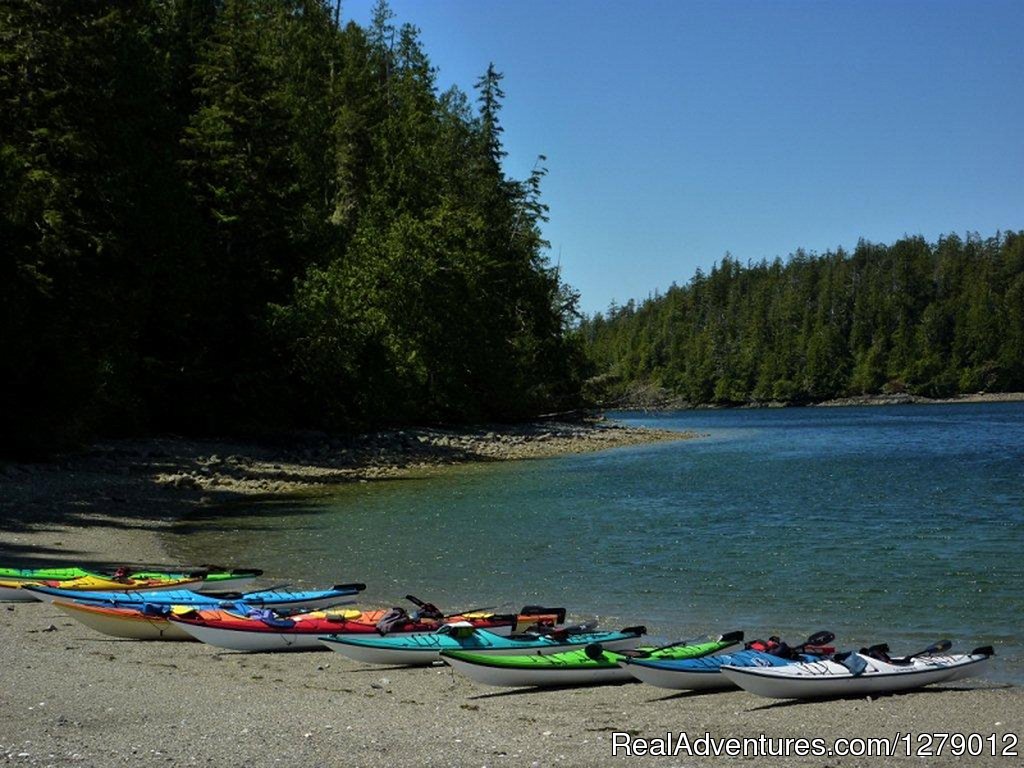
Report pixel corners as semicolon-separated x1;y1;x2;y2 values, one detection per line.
0;565;261;591
441;631;742;687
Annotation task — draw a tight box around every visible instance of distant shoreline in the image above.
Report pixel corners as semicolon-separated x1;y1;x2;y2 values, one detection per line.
813;391;1024;407
603;389;1024;412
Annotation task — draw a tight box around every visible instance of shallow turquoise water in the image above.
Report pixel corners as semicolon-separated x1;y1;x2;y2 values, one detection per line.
169;403;1024;680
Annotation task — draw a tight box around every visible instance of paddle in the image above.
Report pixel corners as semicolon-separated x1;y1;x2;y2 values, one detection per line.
523;623;582;641
798;630;835;649
864;639;951;662
197;565;264;576
209;583;292;602
792;630;836;658
404;594;446;619
852;639;951;669
534;621;625;642
444;606;496;618
412;596;498;620
907;639;952;658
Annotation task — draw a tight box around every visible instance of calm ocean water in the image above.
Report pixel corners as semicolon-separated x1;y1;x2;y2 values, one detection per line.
168;403;1024;681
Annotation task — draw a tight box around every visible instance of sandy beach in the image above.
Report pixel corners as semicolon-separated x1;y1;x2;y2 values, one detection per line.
1;421;1020;767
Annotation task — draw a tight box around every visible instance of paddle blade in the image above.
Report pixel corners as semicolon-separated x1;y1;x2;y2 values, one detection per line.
970;645;994;656
914;639;953;657
621;625;647;636
803;630;835;646
583;643;605;661
332;583;367;593
718;630;744;645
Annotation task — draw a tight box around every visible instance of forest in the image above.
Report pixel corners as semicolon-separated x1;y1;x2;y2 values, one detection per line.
581;232;1024;405
3;2;1021;460
1;0;586;457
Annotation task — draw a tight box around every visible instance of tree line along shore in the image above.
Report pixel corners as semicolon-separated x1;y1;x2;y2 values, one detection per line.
3;1;1022;464
582;232;1024;408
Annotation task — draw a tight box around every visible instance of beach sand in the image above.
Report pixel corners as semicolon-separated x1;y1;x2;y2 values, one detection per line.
1;422;1020;767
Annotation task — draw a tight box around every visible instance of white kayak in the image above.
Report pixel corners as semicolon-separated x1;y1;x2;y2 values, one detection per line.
721;646;993;699
621;631;838;690
622;649;814;691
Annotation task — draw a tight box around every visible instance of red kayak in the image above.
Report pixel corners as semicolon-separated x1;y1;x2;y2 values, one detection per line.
169;601;566;652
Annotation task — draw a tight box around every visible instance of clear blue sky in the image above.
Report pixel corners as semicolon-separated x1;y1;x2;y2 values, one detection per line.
343;0;1024;315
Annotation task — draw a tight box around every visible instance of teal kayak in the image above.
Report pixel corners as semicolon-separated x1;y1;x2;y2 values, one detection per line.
319;622;647;666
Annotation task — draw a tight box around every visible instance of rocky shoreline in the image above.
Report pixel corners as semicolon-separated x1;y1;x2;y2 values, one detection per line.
0;418;692;568
601;385;1024;412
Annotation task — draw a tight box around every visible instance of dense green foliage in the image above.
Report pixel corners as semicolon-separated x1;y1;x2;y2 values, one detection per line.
1;0;585;456
581;232;1024;404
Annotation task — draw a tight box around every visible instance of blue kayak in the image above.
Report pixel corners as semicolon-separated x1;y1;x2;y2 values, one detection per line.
24;582;365;611
318;622;647;666
622;648;823;690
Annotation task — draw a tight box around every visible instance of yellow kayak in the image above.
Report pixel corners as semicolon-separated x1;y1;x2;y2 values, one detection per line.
0;575;204;602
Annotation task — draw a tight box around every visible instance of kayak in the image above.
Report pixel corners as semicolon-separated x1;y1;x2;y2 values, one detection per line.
0;565;261;592
319;623;647;666
23;582;364;611
721;645;994;699
0;575;206;602
125;568;261;592
171;605;567;653
0;582;42;602
622;631;836;690
623;649;822;691
441;631;743;688
51;600;197;641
